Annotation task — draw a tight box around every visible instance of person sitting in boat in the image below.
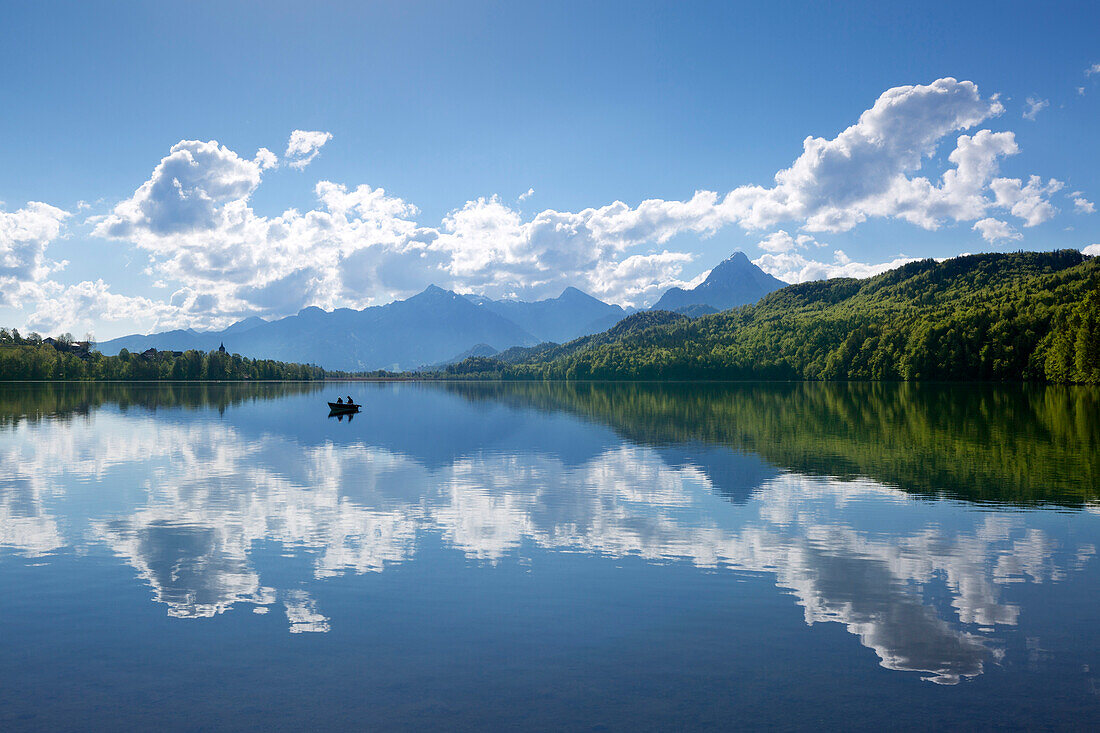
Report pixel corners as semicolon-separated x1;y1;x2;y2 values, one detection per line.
336;397;343;404
346;395;355;405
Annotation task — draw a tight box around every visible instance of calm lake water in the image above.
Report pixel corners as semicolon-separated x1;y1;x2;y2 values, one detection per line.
2;381;1099;730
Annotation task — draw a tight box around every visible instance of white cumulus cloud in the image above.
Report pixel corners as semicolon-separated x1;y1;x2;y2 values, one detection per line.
284;130;333;170
431;194;713;299
972;217;1023;242
990;175;1063;226
90;139;431;325
254;147;279;170
755;230;823;254
587;251;695;305
93;139;264;238
1070;191;1095;214
1022;97;1048;121
0;202;71;307
753;249;918;284
26;279;190;335
721;78;1008;232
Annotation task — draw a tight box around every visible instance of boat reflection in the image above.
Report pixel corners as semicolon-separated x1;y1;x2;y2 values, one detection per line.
328;408;356;422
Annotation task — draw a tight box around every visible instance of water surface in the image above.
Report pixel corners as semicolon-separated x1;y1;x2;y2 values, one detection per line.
2;381;1099;730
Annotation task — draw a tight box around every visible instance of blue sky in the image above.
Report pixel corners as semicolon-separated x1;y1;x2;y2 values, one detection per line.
1;0;1098;339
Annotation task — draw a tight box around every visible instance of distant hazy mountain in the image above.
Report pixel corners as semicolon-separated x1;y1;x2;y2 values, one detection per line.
466;287;628;343
95;328;225;355
95;281;692;373
422;342;500;370
450;343;500;361
100;285;538;371
654;252;786;312
221;316;268;335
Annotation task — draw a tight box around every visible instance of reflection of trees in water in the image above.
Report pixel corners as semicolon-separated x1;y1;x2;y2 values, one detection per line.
441;381;1100;504
0;381;325;428
9;380;1096;503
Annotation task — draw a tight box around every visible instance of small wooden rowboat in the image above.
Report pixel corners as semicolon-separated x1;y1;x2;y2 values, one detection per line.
328;401;360;412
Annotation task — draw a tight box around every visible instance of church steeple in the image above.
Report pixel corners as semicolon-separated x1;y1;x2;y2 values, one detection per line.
218;342;226;353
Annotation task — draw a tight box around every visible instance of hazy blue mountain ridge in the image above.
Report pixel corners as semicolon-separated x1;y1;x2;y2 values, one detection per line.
100;285;539;371
466;286;628;343
97;252;777;371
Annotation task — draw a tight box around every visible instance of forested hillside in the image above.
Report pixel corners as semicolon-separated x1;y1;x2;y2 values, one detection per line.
445;251;1100;383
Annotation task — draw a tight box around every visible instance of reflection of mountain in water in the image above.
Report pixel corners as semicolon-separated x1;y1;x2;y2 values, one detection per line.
2;383;1097;685
655;444;778;504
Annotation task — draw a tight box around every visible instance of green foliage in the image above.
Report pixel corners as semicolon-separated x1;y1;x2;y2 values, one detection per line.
441;251;1100;383
444;356;506;376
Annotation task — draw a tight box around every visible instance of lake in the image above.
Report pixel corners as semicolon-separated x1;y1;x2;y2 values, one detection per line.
2;381;1099;730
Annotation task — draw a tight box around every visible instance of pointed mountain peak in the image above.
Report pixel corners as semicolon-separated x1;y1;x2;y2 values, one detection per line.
558;285;596;302
653;251;785;312
409;284;460;300
713;251;752;270
404;284;466;307
223;315;268;334
706;251;777;283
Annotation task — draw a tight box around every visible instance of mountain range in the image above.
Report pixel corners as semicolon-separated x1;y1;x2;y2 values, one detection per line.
99;251;786;371
466;286;630;344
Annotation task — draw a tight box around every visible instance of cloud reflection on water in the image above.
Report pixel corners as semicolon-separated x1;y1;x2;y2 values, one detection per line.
0;405;1095;684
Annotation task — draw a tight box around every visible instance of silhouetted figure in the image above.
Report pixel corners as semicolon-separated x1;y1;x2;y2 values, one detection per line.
346;395;354;405
336;397;343;404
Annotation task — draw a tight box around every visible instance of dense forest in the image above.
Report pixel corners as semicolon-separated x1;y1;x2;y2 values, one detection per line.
0;329;333;381
443;251;1100;383
442;380;1100;504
